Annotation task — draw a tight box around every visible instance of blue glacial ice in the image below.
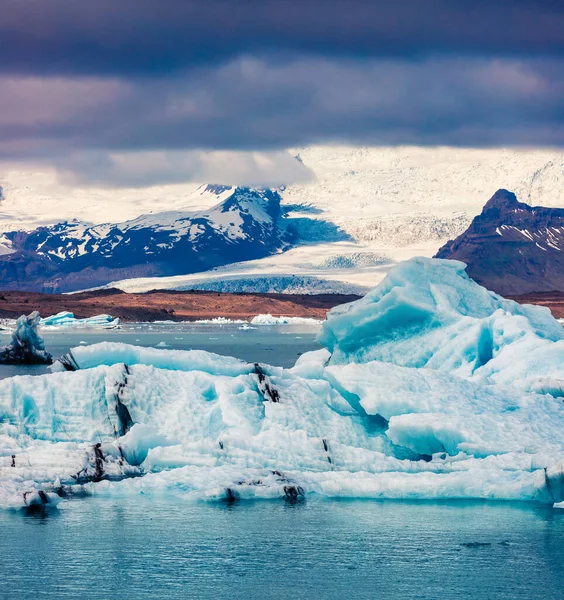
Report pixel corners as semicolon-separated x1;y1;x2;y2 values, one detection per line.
319;257;564;392
2;257;564;509
40;311;120;329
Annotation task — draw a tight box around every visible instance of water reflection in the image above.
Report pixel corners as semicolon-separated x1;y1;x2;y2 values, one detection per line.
3;497;564;600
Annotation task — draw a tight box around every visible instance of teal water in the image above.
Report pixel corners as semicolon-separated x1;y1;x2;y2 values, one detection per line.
0;323;321;379
2;328;564;598
2;498;564;600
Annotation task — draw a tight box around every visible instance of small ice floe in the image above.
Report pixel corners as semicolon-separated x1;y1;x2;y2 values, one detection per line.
250;314;323;325
194;317;246;324
155;341;170;348
40;312;120;330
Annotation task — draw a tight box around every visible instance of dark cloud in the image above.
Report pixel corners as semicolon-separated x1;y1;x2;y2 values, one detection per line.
1;57;563;157
2;1;564;76
1;1;564;185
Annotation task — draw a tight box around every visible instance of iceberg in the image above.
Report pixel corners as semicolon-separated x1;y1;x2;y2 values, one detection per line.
0;312;52;365
40;311;120;329
319;257;564;392
2;258;564;510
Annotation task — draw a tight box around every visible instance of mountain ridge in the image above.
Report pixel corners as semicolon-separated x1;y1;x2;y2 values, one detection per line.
2;147;564;294
436;189;564;295
0;187;292;293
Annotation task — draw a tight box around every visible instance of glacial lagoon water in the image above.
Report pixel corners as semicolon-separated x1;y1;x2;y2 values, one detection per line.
0;322;321;380
3;498;564;600
2;323;564;599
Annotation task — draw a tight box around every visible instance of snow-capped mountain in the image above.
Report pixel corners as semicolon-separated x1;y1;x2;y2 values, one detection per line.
1;146;564;294
436;189;564;296
0;187;291;292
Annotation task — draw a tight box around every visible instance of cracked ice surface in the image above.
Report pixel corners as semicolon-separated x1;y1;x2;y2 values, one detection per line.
2;258;564;509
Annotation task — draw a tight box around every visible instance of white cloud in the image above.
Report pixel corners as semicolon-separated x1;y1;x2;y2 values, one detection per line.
56;149;314;187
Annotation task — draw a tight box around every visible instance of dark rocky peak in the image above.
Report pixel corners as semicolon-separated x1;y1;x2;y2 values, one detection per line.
482;189;528;215
436;189;564;295
220;187;283;220
473;189;564;231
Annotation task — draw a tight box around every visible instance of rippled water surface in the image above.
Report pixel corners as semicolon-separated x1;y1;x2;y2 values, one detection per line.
0;323;321;379
3;326;564;598
2;498;564;600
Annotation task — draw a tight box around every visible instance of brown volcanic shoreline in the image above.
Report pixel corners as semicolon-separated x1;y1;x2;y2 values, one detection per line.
0;289;361;322
508;291;564;320
0;288;562;323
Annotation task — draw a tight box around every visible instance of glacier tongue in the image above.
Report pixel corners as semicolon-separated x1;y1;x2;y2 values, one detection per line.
2;257;564;509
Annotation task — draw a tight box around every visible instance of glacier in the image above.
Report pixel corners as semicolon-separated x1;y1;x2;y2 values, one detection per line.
2;257;564;510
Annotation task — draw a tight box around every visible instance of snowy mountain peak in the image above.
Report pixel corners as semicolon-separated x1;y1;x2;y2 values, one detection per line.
0;186;290;293
220;187;282;221
202;184;233;196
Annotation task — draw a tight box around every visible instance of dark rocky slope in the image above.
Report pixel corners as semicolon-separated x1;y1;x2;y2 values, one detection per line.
436;189;564;295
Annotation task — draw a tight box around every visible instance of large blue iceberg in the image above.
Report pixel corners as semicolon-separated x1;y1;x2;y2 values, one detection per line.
2;258;564;510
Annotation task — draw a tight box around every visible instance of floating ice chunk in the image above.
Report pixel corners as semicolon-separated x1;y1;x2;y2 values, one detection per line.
193;317;247;324
2;345;564;509
250;314;323;325
320;257;564;392
0;312;52;365
40;311;120;329
155;341;169;348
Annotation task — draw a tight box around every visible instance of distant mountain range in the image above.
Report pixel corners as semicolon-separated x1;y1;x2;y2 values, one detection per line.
0;187;292;292
1;147;564;294
436;189;564;296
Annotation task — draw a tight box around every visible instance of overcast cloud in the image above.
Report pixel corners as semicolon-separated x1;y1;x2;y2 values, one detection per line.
2;1;564;186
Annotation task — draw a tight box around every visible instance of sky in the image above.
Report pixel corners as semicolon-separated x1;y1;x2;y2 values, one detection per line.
2;0;564;186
